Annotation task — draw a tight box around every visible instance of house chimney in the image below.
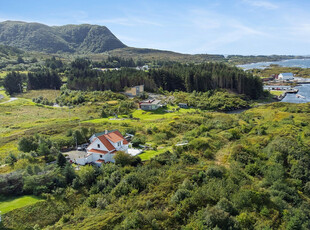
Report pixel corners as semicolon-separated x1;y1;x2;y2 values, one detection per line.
105;130;108;134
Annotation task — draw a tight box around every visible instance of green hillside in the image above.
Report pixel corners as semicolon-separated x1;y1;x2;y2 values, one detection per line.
0;21;126;53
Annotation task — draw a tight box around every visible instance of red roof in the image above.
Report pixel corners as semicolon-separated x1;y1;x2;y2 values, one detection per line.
88;149;108;154
110;130;129;144
97;135;115;151
89;130;129;153
104;132;124;143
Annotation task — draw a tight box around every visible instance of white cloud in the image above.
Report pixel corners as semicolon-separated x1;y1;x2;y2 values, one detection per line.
242;0;279;10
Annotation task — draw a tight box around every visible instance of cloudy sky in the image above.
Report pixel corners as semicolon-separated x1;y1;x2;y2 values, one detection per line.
1;0;310;55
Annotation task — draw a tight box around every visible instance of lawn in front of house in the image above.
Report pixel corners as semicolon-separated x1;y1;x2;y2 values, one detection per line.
139;146;173;161
0;195;44;214
269;90;285;96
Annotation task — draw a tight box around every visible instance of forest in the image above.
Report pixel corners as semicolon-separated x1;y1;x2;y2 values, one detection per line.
2;57;264;100
67;59;263;99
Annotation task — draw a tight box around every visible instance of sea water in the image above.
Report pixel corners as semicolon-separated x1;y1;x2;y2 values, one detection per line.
238;58;310;70
239;59;310;103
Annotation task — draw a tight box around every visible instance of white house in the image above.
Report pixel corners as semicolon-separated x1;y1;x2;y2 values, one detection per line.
278;73;294;81
75;130;129;166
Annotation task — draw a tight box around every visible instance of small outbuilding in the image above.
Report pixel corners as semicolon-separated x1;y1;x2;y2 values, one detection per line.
125;85;144;97
178;103;188;109
278;73;294;81
139;99;161;111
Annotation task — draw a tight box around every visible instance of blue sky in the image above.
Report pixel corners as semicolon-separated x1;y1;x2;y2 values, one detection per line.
1;0;310;55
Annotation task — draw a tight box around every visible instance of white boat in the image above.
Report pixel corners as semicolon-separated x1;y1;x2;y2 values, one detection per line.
296;94;306;99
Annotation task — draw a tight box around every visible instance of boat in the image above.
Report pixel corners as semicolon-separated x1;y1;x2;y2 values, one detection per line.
296;94;306;99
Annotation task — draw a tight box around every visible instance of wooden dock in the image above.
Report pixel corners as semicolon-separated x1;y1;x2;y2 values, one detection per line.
286;88;299;93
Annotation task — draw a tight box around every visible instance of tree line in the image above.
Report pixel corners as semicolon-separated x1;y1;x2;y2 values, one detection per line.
3;70;62;95
67;60;263;99
3;58;263;99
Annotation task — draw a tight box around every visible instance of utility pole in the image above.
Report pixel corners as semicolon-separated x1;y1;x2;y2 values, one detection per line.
75;135;78;150
19;83;23;93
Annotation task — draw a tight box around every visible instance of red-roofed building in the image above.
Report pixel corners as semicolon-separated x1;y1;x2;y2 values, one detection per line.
75;130;129;166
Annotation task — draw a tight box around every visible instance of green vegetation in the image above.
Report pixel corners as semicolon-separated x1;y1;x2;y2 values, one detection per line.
67;60;263;99
250;64;310;78
1;101;310;229
1;19;310;230
0;195;43;214
227;55;304;65
270;90;285;96
3;71;24;95
0;90;10;102
0;21;126;53
0;85;310;229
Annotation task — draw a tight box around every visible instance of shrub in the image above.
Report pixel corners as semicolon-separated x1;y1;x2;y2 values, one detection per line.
171;189;191;204
131;136;146;147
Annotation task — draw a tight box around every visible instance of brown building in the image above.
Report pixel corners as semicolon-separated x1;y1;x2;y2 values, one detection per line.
125;85;144;97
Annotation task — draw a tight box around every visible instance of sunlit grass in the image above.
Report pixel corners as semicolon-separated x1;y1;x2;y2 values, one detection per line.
0;195;44;214
139;146;172;161
17;89;61;101
0;90;9;102
269;90;285;96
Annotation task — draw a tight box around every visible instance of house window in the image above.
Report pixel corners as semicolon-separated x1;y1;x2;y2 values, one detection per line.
117;141;121;147
97;144;100;148
100;155;102;158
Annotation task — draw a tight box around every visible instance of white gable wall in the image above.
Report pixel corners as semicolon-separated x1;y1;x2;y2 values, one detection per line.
279;73;294;80
107;139;123;150
106;139;129;152
89;134;96;143
87;138;109;152
92;153;115;163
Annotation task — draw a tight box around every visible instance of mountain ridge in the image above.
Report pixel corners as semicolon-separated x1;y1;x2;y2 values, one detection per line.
0;20;126;53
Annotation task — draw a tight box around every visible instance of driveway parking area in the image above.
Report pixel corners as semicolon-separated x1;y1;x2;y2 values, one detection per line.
63;150;87;162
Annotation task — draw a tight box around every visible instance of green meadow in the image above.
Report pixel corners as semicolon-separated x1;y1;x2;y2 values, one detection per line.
0;90;198;166
3;89;310;229
0;195;43;214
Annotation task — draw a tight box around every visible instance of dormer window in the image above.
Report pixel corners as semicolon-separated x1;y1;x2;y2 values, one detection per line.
97;144;100;148
117;141;121;147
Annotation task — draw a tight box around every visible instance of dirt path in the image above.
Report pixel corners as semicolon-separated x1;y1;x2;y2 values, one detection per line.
0;97;18;104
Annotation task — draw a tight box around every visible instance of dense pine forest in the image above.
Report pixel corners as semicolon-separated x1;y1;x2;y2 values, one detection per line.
67;59;263;99
2;57;263;99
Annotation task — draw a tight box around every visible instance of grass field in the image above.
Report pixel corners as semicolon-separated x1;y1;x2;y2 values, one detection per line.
0;89;266;166
17;89;61;101
0;71;28;79
0;195;43;214
0;91;189;163
270;90;285;96
0;90;10;102
139;146;172;161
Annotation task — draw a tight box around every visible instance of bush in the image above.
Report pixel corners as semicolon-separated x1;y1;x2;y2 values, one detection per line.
182;154;198;164
171;189;191;204
114;151;142;167
205;166;224;179
97;197;109;209
131;136;146;147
